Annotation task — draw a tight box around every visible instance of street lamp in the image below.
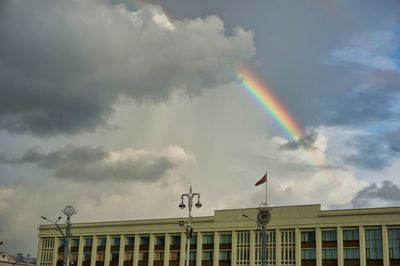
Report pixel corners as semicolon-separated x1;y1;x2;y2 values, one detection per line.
242;207;271;266
41;205;77;266
179;186;201;266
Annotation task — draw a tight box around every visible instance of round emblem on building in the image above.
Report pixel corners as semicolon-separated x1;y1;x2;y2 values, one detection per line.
257;209;271;224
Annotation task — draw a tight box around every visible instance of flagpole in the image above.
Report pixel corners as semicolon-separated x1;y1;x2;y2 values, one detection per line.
265;172;268;207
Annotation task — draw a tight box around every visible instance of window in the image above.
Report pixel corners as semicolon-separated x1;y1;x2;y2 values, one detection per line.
203;234;214;244
171;235;180;245
219;251;231;260
389;228;400;259
322;230;337;241
154;252;163;261
111;237;120;246
366;228;383;259
343;229;359;241
220;234;232;244
301;249;316;260
344;248;360;259
155;236;165;245
202;251;213;261
322;248;337;259
71;239;79;247
84;238;92;247
190;234;197;244
125;236;134;246
110;252;119;261
139;252;148;261
301;231;316;242
170;252;179;261
97;237;106;247
124;252;133;261
189;251;196;261
140;236;149;245
83;252;91;262
96;253;105;261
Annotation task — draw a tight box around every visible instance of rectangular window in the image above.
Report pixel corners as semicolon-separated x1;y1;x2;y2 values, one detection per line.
203;234;214;244
344;247;360;259
220;234;232;244
322;248;337;259
155;236;165;245
154;251;163;261
190;234;197;244
140;236;149;245
189;251;196;261
84;238;92;247
170;252;179;261
366;228;383;259
125;236;134;246
301;231;316;242
301;249;316;260
97;237;106;247
219;251;231;260
139;252;148;261
389;228;400;259
110;252;119;262
171;235;181;245
124;252;133;261
96;253;105;261
343;229;359;241
71;238;79;247
83;252;91;261
111;236;120;246
322;230;337;241
202;251;213;261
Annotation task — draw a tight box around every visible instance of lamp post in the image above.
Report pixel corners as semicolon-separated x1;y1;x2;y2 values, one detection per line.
243;207;271;266
41;205;77;266
179;186;202;266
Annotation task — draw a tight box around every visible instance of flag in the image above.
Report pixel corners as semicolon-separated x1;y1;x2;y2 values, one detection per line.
255;172;268;186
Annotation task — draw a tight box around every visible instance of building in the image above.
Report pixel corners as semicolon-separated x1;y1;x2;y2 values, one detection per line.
1;252;35;266
36;204;400;266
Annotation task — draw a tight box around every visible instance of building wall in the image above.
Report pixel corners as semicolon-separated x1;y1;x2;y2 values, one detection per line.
36;205;400;266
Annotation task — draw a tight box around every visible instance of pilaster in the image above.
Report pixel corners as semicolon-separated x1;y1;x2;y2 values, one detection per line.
90;236;97;266
77;236;84;266
337;227;344;266
382;225;389;266
133;235;140;266
180;232;186;266
164;233;170;266
119;235;125;266
316;227;322;266
148;234;155;266
231;231;237;266
104;235;111;266
250;230;256;266
359;226;366;266
295;228;301;266
196;233;203;266
213;232;220;266
276;229;281;266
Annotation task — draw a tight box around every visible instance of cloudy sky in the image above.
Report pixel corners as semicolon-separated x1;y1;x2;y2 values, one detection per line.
1;0;400;256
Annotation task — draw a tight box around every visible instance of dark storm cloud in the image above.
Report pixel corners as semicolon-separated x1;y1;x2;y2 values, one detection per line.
0;145;192;181
0;0;254;136
351;180;400;208
345;134;400;170
280;130;318;150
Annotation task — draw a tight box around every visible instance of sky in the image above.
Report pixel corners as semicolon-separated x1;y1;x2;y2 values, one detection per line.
0;0;400;256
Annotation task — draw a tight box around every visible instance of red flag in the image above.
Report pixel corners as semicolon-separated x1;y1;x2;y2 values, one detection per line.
255;172;268;186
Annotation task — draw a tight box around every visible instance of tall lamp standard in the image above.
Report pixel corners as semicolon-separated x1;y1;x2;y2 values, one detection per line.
179;186;202;266
41;206;77;266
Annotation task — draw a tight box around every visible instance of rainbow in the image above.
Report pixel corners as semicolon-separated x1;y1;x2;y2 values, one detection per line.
238;67;304;140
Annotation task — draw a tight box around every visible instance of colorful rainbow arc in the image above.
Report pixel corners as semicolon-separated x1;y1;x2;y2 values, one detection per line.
238;67;304;141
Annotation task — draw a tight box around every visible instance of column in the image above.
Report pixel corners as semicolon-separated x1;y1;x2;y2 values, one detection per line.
359;226;366;266
133;235;140;266
276;229;281;266
36;238;43;266
213;232;220;266
231;231;237;266
196;233;203;266
337;227;344;266
77;236;84;266
163;233;171;266
148;234;155;266
52;238;60;266
180;232;186;266
90;236;97;266
295;228;301;266
104;235;111;266
249;230;256;265
382;225;389;266
119;235;125;266
316;227;322;266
